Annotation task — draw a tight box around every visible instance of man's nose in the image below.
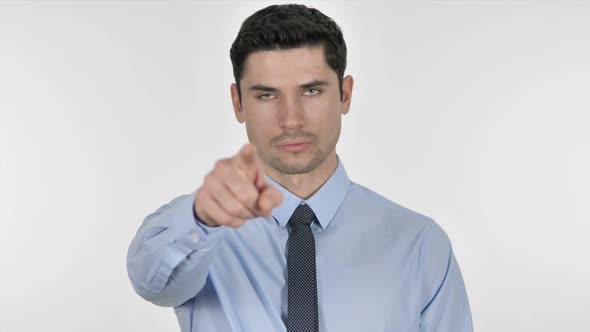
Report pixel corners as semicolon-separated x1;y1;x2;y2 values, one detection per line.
279;95;304;129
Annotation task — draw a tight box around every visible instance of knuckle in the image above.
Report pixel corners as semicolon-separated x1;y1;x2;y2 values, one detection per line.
214;159;228;171
234;184;255;201
225;203;243;217
241;191;258;206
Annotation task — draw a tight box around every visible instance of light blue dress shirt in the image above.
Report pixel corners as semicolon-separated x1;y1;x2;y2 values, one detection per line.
127;156;473;332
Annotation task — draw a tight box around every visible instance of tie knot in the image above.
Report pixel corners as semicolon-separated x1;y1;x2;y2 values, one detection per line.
288;204;316;227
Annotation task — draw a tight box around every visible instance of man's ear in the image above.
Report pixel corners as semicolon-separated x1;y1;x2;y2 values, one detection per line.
231;83;245;123
341;75;354;115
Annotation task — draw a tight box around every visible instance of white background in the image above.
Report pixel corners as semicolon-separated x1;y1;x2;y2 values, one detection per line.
1;1;589;331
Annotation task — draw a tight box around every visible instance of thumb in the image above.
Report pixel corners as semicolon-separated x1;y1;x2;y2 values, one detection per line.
257;184;284;214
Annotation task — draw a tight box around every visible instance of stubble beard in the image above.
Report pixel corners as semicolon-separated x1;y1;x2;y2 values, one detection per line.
262;146;329;175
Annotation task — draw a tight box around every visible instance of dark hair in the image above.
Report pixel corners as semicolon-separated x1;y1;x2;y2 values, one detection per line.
230;4;347;101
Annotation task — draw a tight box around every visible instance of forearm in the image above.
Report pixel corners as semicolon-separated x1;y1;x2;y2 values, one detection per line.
126;191;224;307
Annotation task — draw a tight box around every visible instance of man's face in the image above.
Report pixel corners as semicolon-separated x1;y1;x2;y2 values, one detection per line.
231;45;353;175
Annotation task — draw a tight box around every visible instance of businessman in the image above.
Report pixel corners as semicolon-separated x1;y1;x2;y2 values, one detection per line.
127;4;473;331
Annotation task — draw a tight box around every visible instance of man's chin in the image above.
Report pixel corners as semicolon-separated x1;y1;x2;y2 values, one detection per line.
266;154;316;175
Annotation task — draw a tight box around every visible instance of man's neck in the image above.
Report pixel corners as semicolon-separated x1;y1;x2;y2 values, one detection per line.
264;152;338;200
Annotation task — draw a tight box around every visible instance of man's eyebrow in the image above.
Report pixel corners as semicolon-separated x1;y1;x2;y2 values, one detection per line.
300;80;329;89
248;84;278;92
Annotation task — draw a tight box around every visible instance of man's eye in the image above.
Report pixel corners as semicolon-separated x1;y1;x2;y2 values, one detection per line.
258;93;274;100
304;88;321;96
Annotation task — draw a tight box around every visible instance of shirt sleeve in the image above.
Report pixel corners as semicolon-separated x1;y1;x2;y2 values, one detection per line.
419;222;474;332
126;191;225;307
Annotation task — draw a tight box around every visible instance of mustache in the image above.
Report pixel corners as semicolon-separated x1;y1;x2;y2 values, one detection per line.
271;130;317;144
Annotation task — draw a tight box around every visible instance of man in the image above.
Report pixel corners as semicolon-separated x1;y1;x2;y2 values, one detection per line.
127;4;473;332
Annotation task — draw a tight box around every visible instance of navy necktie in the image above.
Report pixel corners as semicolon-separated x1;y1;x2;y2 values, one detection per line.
287;204;319;332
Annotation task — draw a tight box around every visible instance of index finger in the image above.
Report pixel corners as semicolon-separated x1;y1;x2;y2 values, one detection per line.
234;144;265;186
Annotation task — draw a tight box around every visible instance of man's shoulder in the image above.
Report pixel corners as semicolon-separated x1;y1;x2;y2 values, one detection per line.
347;181;439;231
345;181;452;252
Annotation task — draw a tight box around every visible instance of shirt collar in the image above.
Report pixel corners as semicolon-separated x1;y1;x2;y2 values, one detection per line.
265;154;351;230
